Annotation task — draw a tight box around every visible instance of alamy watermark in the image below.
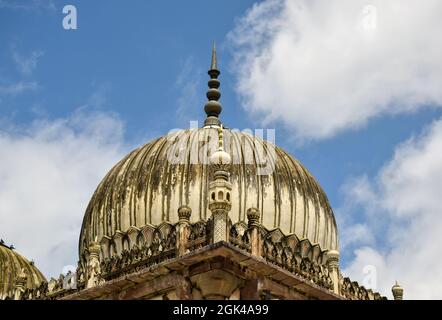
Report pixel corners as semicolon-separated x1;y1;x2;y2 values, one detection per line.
362;264;377;289
165;121;276;175
62;5;77;30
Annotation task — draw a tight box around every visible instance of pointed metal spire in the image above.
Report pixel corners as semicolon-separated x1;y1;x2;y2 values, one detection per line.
210;42;218;71
204;42;222;127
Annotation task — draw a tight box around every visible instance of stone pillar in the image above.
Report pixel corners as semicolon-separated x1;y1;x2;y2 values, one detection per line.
13;268;27;300
175;275;193;300
240;278;259;300
326;250;340;295
86;241;103;289
247;208;261;256
177;205;192;256
208;126;232;244
391;282;404;300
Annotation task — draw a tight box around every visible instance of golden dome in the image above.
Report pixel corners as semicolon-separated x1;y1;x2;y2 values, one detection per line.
0;242;46;299
79;128;338;257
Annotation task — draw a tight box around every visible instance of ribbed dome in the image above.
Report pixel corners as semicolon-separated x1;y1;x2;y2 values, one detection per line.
0;243;46;298
79;128;338;256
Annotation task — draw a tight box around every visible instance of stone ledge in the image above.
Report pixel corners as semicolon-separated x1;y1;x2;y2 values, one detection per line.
62;241;343;300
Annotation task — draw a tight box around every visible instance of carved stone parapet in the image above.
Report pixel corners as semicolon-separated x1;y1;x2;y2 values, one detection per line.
340;277;386;300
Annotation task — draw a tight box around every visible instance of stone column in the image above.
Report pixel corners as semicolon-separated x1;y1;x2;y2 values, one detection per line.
326;250;340;295
86;241;103;289
247;208;262;256
391;282;404;300
177;205;192;256
240;278;259;300
174;275;193;300
13;268;27;300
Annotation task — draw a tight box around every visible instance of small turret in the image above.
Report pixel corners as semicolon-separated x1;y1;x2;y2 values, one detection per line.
391;281;404;300
208;125;232;243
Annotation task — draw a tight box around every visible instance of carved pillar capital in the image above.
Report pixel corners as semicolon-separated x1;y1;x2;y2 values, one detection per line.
326;250;340;269
88;242;101;258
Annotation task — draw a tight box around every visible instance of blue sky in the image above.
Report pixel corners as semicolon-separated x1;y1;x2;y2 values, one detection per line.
2;0;442;298
0;0;257;137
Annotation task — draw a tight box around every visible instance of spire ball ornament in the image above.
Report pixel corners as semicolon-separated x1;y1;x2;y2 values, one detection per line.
204;43;223;127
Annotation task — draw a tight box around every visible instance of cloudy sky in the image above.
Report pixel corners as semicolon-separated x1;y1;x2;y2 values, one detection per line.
1;0;441;299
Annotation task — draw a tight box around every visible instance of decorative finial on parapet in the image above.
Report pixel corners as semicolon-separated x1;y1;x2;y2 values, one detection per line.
392;281;404;300
326;250;340;295
204;43;223;127
178;205;192;222
326;250;340;268
177;205;192;256
13;268;28;300
246;208;260;228
247;208;262;256
86;238;102;289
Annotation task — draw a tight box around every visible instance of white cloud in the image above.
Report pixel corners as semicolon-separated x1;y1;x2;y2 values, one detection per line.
175;57;203;124
341;118;442;299
228;0;442;141
12;50;44;76
0;81;38;96
0;110;127;279
0;0;55;11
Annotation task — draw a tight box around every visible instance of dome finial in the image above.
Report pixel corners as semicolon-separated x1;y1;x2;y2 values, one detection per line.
218;124;224;150
210;124;230;166
204;42;222;127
